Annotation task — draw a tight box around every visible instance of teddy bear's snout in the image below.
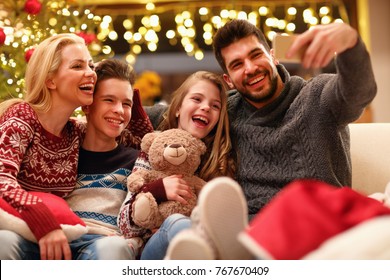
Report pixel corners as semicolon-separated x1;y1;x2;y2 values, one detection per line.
169;144;182;149
163;144;188;165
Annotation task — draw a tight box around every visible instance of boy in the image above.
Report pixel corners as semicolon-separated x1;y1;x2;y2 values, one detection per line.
65;59;145;259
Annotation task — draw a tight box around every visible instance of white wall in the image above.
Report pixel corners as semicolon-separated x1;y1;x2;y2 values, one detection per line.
368;0;390;122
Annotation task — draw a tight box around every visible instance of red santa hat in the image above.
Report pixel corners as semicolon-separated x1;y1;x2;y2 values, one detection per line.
239;179;390;259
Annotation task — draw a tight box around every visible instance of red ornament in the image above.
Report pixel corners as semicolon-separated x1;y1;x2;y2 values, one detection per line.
0;28;5;45
24;0;42;15
25;48;35;63
75;31;97;45
85;33;97;45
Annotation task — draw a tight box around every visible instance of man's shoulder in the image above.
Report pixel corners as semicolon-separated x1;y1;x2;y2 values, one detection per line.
145;103;167;114
227;89;239;98
144;104;167;129
227;90;242;109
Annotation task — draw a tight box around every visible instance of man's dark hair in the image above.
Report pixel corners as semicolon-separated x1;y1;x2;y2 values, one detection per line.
213;19;270;73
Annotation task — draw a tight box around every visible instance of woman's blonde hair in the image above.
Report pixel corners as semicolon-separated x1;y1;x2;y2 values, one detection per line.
157;71;235;181
0;33;86;116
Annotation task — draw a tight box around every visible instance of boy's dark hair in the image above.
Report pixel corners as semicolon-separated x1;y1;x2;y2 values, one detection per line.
213;19;270;73
95;59;135;91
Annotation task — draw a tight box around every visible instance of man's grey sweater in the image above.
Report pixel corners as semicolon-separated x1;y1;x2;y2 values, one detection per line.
145;38;376;220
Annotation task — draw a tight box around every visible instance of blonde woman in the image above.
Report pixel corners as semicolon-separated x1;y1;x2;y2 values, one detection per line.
0;33;96;260
118;71;235;259
0;35;152;260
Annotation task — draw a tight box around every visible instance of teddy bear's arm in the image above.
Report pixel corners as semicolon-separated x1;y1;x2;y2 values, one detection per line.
127;170;166;193
127;170;150;192
190;177;207;196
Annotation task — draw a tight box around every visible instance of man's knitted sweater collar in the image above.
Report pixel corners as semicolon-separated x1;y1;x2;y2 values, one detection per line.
227;64;306;125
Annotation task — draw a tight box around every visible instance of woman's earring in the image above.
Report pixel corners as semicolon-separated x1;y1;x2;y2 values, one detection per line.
176;112;179;118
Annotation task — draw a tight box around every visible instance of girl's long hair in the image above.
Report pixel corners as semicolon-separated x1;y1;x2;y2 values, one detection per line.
157;71;236;181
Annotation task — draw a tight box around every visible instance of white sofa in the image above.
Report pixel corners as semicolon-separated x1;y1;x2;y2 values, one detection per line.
350;123;390;195
303;123;390;259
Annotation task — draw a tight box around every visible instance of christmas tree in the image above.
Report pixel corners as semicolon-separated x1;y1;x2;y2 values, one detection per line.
0;0;107;102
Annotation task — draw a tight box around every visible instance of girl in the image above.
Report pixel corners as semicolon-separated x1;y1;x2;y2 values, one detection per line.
118;71;235;259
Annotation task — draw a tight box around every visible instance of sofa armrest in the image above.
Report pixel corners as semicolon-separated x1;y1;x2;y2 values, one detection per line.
349;123;390;195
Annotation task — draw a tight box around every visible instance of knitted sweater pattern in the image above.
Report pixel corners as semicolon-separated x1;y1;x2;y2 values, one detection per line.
0;102;83;239
0;102;154;240
229;39;376;219
66;144;139;236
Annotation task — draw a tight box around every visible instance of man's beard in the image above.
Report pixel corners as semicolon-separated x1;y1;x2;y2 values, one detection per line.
241;74;278;104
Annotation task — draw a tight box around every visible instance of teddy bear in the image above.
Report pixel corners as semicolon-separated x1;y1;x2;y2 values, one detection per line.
127;128;207;230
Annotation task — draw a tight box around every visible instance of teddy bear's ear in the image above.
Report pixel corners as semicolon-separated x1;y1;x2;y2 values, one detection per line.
194;138;207;155
141;131;160;153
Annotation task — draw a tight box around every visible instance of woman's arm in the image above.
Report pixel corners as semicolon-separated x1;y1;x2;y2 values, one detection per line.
0;107;62;240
